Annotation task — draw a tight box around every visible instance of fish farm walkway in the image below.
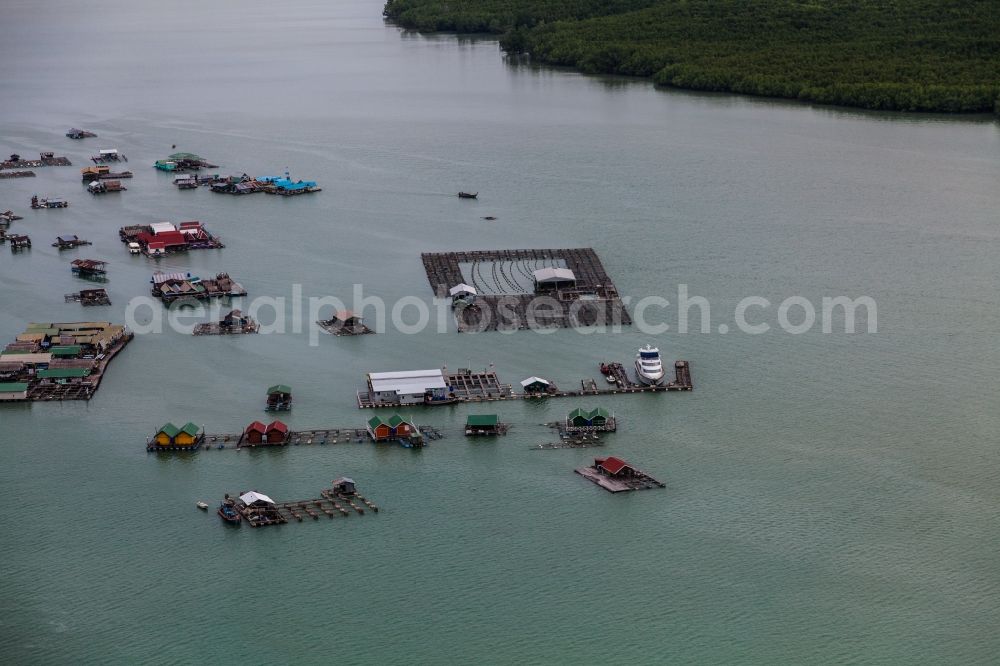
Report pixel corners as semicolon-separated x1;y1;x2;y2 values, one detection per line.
421;248;632;332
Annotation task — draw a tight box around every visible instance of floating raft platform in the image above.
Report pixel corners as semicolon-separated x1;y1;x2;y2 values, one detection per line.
66;128;97;139
0;171;34;179
226;482;379;528
65;288;112;306
422;248;631;332
357;361;691;408
53;236;92;250
575;458;665;493
2;152;72;169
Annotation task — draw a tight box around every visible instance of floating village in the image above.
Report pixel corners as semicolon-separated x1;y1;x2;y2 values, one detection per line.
1;129;685;529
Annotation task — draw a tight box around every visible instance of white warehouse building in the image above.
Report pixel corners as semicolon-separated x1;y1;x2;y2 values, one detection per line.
366;369;450;406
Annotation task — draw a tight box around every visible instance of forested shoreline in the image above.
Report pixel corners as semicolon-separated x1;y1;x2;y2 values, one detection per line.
383;0;1000;114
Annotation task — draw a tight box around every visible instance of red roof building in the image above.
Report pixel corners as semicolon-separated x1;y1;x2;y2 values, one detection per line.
244;420;267;444
138;230;188;248
595;456;634;477
265;420;289;444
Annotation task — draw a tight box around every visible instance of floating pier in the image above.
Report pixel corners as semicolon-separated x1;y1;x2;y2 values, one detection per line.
575;457;665;493
148;424;444;452
422;248;631;332
0;171;34;179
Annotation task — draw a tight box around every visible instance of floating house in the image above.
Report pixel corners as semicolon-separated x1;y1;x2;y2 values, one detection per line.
236;491;284;526
87;180;126;194
575;456;664;493
465;414;506;436
149;422;203;450
533;267;576;292
257;173;321;195
365;369;450;406
0;382;29;401
520;376;554;394
265;420;289;444
71;259;108;278
318;310;373;336
193;309;259;335
154;153;217;172
566;407;615;432
266;384;292;411
120;221;223;255
150;272;246;304
366;413;422;445
331;477;356;495
243;421;267;445
243;420;288;445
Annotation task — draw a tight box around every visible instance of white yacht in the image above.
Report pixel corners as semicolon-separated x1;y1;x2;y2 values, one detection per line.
635;345;665;385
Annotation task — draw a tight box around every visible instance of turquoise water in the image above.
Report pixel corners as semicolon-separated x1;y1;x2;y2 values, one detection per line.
2;0;1000;663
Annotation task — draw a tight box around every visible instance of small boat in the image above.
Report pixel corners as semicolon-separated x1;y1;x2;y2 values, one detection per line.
605;375;616;384
482;216;496;220
218;502;241;524
457;191;478;199
635;344;665;385
196;501;208;510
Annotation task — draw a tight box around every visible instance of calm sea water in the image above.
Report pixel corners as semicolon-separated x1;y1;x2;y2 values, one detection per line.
2;1;999;663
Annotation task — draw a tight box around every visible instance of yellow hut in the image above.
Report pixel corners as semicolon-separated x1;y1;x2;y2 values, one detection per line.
173;422;201;447
154;423;180;446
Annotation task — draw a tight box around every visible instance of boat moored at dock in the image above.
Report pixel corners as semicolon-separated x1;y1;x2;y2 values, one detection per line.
634;345;665;385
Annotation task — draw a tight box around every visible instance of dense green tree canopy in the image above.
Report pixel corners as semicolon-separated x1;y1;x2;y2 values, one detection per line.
383;0;1000;113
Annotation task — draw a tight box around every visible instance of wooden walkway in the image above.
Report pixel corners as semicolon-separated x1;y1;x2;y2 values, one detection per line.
357;361;692;408
231;487;379;527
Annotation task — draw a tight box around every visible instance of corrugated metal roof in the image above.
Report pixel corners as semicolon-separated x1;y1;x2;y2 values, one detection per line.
266;384;291;395
520;376;550;387
158;423;180;438
369;369;446;394
0;353;51;364
150;221;177;234
597;457;631;475
467;414;498;426
240;491;275;506
50;345;82;356
179;422;200;436
0;382;29;392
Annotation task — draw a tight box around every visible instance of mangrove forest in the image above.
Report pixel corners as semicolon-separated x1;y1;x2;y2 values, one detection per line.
383;0;1000;114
